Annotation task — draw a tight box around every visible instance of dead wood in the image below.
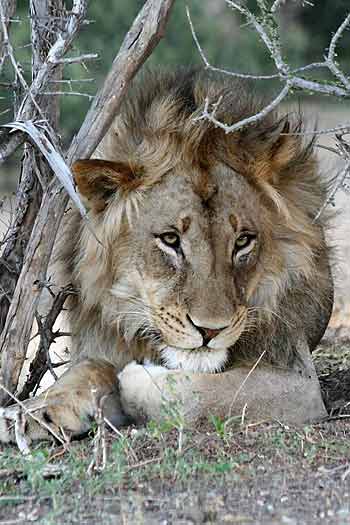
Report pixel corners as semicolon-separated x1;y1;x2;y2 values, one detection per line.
0;0;175;405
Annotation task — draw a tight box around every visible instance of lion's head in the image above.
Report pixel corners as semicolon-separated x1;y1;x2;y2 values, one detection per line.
69;70;329;373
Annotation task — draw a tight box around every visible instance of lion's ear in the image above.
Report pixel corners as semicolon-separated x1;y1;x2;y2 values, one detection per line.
72;159;143;213
269;121;301;173
255;120;304;185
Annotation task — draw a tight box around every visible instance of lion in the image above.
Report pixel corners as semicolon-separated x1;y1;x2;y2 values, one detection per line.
0;69;333;443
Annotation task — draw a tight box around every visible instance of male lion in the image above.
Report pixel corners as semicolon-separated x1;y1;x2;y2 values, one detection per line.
0;69;333;442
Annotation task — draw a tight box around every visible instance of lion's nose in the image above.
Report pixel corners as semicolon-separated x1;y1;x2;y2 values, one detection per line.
197;326;223;345
187;315;227;345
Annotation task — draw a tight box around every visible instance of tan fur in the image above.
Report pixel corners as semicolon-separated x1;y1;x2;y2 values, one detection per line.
0;70;333;442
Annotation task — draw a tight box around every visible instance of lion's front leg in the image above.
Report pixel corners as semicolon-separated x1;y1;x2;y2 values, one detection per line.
0;359;128;444
119;344;327;426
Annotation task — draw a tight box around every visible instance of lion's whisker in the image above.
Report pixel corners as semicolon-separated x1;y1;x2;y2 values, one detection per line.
247;306;294;329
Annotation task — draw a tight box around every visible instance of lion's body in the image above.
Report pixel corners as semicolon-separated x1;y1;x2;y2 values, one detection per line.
0;69;333;442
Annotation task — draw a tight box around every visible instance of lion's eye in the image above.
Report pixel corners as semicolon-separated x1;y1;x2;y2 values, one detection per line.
234;233;256;254
159;232;181;250
235;235;250;249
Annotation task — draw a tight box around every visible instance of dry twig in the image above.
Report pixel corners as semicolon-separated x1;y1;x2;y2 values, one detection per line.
87;388;107;474
0;382;66;446
19;284;74;400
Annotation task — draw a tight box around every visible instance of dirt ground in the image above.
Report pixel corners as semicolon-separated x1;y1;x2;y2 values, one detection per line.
0;344;350;525
1;103;350;524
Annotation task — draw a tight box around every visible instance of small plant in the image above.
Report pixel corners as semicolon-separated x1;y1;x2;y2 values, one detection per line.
209;414;227;440
209;413;242;442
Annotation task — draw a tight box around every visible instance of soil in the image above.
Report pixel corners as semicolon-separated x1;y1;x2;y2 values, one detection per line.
1;424;350;525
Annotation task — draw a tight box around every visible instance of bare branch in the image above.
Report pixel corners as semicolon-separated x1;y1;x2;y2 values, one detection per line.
226;0;288;75
226;0;349;98
19;285;74;401
328;13;350;64
271;0;315;13
49;78;94;84
41;91;94;100
188;1;350;138
314;133;350;220
0;0;39;115
69;0;176;161
270;0;287;13
187;4;340;93
326;13;350;90
292;76;348;97
51;52;98;64
0;0;16;74
0;1;88;165
195;82;291;133
186;6;279;80
314;160;350;221
283;124;350;136
9;0;88;126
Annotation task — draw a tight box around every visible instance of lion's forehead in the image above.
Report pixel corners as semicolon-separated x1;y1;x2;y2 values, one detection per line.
141;163;261;232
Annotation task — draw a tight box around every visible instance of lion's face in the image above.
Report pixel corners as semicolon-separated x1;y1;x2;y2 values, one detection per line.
118;163;267;372
73;158;281;373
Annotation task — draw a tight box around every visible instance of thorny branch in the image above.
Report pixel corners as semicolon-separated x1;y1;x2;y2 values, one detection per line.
326;13;350;91
314;133;350;220
19;284;74;401
187;1;350;215
16;0;88;124
0;0;16;75
0;0;89;161
187;2;350;134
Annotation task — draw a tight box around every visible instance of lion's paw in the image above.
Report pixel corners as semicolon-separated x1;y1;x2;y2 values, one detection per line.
118;361;171;420
0;360;131;446
0;398;65;446
118;360;169;387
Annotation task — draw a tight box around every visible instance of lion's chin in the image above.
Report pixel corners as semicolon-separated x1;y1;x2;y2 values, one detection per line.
160;346;228;373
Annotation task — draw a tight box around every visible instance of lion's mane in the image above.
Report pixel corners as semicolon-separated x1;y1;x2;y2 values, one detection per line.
58;69;333;371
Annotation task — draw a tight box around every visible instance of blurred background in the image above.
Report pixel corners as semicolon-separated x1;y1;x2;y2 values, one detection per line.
1;0;350;333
